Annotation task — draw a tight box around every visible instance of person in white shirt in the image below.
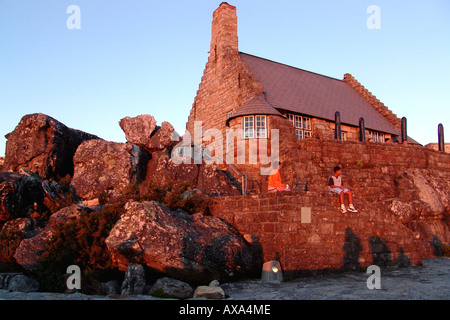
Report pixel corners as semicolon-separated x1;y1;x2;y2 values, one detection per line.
329;166;358;213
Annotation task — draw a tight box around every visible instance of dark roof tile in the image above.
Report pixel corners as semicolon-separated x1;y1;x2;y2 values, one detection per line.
230;94;282;120
240;52;400;135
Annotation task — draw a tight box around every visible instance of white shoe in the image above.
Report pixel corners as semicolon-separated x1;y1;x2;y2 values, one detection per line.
348;205;358;213
340;205;347;213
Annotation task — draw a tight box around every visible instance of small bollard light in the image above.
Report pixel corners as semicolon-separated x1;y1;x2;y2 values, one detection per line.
272;262;279;274
261;260;283;283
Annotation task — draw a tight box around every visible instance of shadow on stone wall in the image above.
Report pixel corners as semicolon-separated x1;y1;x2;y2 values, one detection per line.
283;228;417;279
341;228;363;272
369;236;393;268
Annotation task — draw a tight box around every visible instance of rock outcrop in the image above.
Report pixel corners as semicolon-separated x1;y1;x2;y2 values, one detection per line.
140;150;241;197
70;140;149;200
117;114;241;198
389;169;450;243
147;121;180;152
13;204;84;271
119;115;157;150
0;169;77;222
3;113;99;180
119;115;180;153
105;200;262;284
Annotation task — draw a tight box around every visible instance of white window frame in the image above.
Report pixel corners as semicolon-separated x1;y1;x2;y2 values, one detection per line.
288;113;312;140
243;115;267;139
369;130;385;143
288;114;294;126
255;115;267;138
295;115;303;129
243;116;255;139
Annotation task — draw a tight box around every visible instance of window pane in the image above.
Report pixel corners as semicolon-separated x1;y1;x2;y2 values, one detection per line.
288;114;294;124
369;130;385;142
295;116;302;129
304;118;311;130
256;116;267;138
244;116;254;139
295;129;303;140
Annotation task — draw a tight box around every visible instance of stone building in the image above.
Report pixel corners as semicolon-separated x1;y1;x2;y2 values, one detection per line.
184;2;420;192
181;3;450;274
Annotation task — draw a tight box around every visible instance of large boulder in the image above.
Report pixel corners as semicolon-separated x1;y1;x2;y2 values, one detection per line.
119;115;180;153
147;121;180;152
139;150;240;197
0;169;77;222
140;150;199;192
3;113;99;180
119;115;157;150
13;204;84;272
70;140;149;200
105;201;262;284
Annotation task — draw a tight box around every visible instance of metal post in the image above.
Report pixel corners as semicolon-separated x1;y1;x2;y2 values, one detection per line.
401;117;407;143
335;111;342;141
359;117;366;142
438;123;445;152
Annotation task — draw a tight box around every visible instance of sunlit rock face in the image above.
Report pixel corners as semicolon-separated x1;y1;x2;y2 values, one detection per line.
105;200;263;284
3;113;99;181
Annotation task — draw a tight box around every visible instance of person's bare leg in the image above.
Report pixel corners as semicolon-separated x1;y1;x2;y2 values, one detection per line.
347;191;353;205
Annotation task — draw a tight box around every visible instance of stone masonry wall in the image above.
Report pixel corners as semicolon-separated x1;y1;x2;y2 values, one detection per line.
209;140;450;276
312;117;395;142
210;191;433;278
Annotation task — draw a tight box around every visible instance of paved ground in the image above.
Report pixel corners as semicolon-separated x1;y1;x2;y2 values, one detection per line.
0;258;448;300
223;257;450;300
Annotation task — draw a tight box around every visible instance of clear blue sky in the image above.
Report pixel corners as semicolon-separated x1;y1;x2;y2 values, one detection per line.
1;0;449;156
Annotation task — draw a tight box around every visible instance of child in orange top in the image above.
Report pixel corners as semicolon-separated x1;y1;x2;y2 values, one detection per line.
268;162;290;192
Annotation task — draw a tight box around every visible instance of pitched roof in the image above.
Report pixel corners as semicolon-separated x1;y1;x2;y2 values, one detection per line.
240;52;400;135
229;94;282;120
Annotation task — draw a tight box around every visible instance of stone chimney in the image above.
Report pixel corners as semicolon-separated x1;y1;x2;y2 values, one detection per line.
210;2;238;60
